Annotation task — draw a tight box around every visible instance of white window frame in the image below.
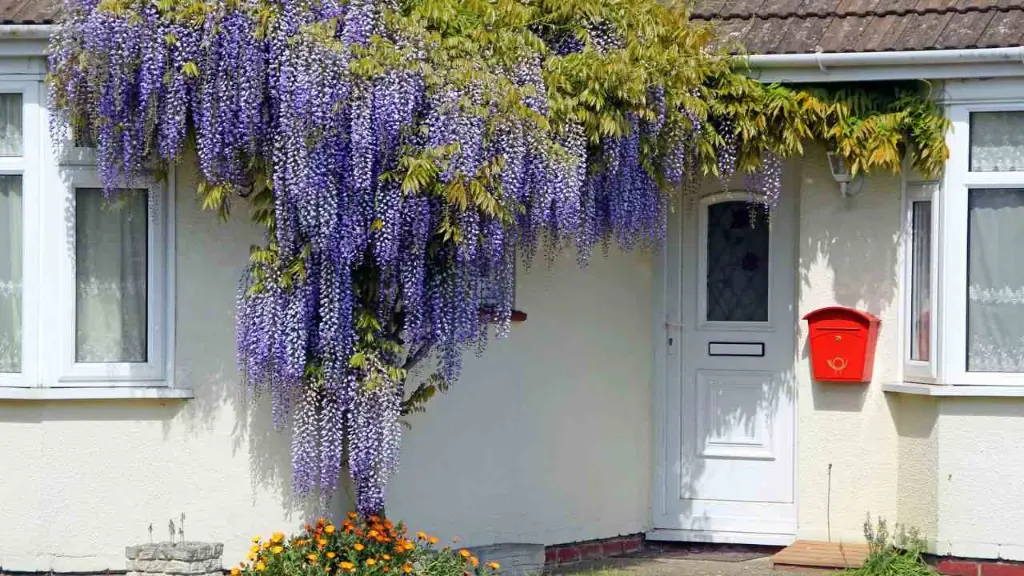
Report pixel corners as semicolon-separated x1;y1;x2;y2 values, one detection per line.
0;79;41;388
54;169;167;386
0;74;178;396
901;180;938;383
928;98;1024;386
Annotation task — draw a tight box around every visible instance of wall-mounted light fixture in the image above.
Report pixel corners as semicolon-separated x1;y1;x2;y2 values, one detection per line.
826;149;865;198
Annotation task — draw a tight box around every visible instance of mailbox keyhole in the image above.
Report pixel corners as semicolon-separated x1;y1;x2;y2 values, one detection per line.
835;335;842;341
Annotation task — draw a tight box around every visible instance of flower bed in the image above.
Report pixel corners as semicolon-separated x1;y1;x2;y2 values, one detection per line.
234;516;499;576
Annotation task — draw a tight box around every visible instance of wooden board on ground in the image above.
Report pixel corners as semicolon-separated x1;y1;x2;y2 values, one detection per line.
771;540;870;570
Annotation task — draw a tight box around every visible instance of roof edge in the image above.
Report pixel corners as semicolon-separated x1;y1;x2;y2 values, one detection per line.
740;47;1024;83
0;24;54;38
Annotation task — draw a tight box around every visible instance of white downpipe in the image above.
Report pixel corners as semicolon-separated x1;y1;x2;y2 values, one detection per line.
744;47;1024;70
0;24;55;39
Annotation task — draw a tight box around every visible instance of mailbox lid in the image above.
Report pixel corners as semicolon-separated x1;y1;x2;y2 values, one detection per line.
803;306;880;330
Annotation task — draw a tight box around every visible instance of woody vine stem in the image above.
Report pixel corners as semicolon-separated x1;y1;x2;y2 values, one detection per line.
48;0;949;515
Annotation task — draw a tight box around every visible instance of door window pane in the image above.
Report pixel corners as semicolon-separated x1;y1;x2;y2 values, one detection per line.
970;112;1024;172
0;94;22;157
910;200;931;362
967;189;1024;372
706;201;770;322
75;188;148;363
0;175;21;372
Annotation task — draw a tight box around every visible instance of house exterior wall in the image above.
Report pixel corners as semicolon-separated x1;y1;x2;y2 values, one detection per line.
933;398;1024;560
793;148;1024;561
0;154;655;572
793;148;902;543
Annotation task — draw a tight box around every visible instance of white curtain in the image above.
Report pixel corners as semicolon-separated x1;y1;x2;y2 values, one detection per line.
968;189;1024;372
0;94;22;157
75;188;148;363
0;176;21;373
971;112;1024;172
910;201;931;362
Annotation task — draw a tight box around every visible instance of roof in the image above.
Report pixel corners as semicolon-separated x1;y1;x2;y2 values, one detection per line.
0;0;55;24
691;0;1024;54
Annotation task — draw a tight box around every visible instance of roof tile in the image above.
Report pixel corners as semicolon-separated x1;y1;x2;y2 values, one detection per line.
0;0;56;24
691;0;1024;53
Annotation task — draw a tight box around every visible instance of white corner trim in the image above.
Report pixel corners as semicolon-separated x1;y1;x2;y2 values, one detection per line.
883;382;1024;398
0;387;194;401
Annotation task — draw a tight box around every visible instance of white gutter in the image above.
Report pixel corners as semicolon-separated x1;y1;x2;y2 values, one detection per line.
0;24;55;39
741;46;1024;83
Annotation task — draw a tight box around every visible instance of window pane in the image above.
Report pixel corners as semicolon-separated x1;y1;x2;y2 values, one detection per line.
970;112;1024;172
968;189;1024;372
0;94;22;157
910;201;931;362
75;188;148;363
0;176;21;372
706;201;769;322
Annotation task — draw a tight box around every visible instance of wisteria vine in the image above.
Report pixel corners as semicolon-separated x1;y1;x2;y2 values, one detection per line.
49;0;948;515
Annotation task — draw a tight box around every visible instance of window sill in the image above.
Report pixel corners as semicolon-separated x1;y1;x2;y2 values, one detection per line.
883;381;1024;397
0;387;194;401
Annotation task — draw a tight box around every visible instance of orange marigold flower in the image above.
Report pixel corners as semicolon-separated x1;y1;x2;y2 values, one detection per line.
251;537;261;544
255;563;266;572
354;543;365;551
404;542;415;551
348;512;358;519
487;562;500;570
318;518;328;526
368;530;379;538
470;557;479;568
250;545;260;554
340;562;355;571
402;564;413;574
319;539;328;547
369;516;380;523
247;553;257;562
272;532;285;543
366;559;377;566
272;546;284;555
325;525;336;534
416;532;426;540
231;569;240;576
327;552;337;559
325;568;331;573
429;537;438;545
382;555;391;561
459;550;470;558
308;554;319;562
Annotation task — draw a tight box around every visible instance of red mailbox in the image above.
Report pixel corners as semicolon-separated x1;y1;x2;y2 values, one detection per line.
803;306;881;383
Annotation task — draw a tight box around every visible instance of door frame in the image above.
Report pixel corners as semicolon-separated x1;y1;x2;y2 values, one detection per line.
650;179;800;545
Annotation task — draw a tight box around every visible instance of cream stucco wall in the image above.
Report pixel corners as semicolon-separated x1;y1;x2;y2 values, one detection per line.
0;156;654;571
794;149;1024;561
793;149;902;543
893;396;1024;561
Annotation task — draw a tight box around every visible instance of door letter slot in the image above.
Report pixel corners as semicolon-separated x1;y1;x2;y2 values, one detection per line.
707;342;765;357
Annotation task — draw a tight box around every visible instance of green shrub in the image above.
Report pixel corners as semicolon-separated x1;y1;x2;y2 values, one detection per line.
233;515;499;576
846;515;936;576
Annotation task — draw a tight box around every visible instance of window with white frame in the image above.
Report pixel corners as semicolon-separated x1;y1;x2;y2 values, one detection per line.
0;79;171;390
903;102;1024;386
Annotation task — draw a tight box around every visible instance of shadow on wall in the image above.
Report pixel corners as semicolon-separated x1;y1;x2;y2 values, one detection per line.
0;152;346;559
798;164;902;414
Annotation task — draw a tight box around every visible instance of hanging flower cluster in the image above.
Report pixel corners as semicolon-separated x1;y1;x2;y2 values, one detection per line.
49;0;941;515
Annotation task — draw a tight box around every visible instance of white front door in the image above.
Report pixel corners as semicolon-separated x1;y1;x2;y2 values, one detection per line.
654;189;797;544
